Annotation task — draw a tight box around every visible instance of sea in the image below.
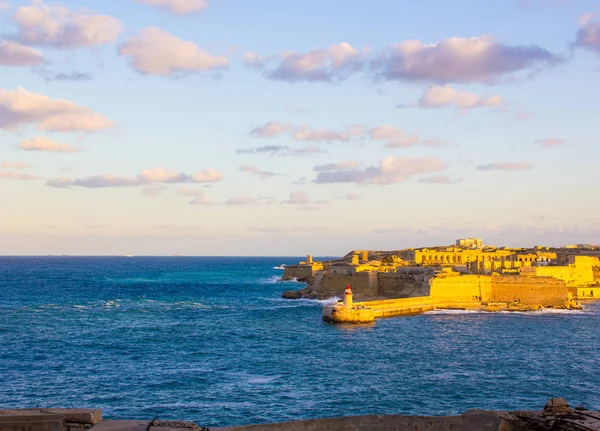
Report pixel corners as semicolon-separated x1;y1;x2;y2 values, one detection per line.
1;256;599;428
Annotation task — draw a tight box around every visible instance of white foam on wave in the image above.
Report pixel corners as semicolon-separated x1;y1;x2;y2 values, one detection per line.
425;309;484;315
258;275;282;284
426;307;588;316
273;264;287;270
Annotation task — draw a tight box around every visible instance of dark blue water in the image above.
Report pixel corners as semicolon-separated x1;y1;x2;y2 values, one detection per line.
1;257;599;428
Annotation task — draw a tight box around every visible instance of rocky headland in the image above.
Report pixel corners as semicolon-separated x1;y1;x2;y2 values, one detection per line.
281;242;600;320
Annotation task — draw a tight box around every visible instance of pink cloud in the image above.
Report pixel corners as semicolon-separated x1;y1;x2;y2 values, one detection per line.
0;160;30;169
13;1;122;48
47;168;223;188
141;185;169;198
224;196;258;206
134;0;209;14
417;174;458;184
476;162;532;171
576;19;600;54
369;125;404;140
313;161;358;172
245;43;365;82
236;145;326;156
250;122;359;143
419;85;503;109
239;165;279;179
513;112;536;121
18;136;80;153
534;138;567;148
374;36;559;83
0;87;113;132
0;171;40;180
292;126;351;142
315;156;448;185
369;126;420;148
0;40;43;66
119;27;228;75
249;122;292;138
283;191;312;205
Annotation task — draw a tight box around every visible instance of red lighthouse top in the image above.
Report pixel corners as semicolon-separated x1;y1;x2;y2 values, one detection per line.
345;284;352;294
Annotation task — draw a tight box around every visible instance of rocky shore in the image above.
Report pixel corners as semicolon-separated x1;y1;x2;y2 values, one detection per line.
2;399;599;431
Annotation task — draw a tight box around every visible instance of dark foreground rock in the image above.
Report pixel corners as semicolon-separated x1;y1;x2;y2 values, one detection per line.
1;398;599;431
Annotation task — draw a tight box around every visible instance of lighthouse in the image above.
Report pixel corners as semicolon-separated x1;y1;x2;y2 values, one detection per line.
344;284;353;308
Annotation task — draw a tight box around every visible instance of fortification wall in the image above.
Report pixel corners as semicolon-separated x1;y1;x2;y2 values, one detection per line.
282;265;314;281
312;272;379;299
529;257;597;286
430;275;491;304
376;273;432;298
490;276;568;306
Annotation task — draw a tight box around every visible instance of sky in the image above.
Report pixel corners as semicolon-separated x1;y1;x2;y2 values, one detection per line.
1;0;600;256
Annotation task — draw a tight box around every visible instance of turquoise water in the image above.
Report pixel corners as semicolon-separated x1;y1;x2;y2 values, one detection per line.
0;256;599;428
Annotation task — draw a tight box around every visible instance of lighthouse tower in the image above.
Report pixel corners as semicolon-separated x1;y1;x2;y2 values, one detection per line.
344;284;353;308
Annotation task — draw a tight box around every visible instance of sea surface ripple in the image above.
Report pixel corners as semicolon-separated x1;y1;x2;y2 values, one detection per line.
0;256;599;427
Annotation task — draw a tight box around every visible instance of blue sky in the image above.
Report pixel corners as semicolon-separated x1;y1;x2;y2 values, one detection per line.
1;0;599;255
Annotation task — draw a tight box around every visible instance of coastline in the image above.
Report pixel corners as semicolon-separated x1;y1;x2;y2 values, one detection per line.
3;399;599;431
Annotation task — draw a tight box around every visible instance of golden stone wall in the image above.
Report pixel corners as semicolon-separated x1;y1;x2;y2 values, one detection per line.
490;276;568;307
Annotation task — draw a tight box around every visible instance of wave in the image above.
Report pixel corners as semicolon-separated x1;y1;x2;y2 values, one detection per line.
273;265;287;270
425;307;588;316
425;309;484;315
258;275;282;284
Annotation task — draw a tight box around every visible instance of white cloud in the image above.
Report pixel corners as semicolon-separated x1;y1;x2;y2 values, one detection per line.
0;40;43;66
419;85;504;109
14;1;122;48
314;156;448;185
119;27;228;75
134;0;209;15
18;136;80;153
0;87;113;132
